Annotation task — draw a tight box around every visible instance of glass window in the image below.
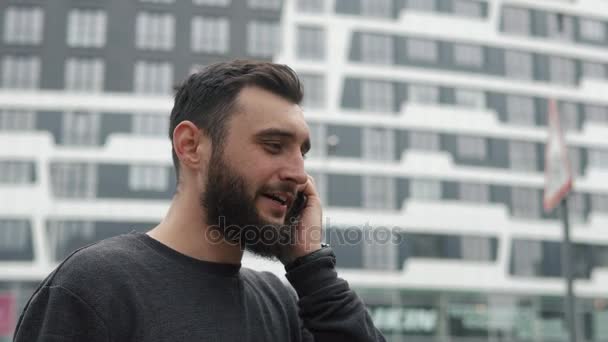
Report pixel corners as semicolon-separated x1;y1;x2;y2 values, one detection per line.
193;0;231;6
406;38;438;62
588;149;608;170
456;136;486;160
129;165;168;192
363;228;398;270
361;80;394;112
579;18;605;42
546;13;574;41
511;188;540;219
50;163;97;199
307;123;326;158
0;110;35;131
568;147;581;176
408;84;439;104
453;0;483;18
363;176;396;210
549;57;576;85
591;194;608;213
65;58;104;92
361;33;393;64
297;26;325;60
502;7;530;35
1;56;40;89
67;9;106;47
362;0;393;17
247;21;280;57
454;89;485;109
132;113;168;136
509;141;537;172
0;161;32;184
461;236;492;260
0;220;29;252
506;95;535;126
586;105;608;124
46;220;95;261
505;51;533;80
406;0;435;11
512;240;541;275
363;127;395;161
62;111;100;146
409;131;440;151
3;7;44;45
135;12;175;50
296;0;324;13
248;0;282;9
558;101;579;131
410;179;441;200
133;61;173;95
300;74;325;109
459;183;489;203
191;17;229;54
581;62;607;79
567;193;585;223
140;0;174;3
453;44;483;68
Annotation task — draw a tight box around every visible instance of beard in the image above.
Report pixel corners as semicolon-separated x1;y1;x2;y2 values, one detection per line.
200;151;296;261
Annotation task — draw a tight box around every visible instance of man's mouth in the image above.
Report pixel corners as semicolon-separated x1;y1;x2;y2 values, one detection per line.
261;192;293;208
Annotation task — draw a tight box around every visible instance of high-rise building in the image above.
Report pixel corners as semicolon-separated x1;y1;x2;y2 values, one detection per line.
1;0;608;340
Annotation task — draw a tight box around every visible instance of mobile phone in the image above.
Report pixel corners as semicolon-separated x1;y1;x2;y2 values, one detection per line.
286;192;307;223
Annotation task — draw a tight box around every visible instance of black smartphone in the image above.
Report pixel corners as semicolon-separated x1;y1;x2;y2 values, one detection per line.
286;192;307;223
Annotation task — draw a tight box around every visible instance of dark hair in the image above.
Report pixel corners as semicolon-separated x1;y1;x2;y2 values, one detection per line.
169;59;303;181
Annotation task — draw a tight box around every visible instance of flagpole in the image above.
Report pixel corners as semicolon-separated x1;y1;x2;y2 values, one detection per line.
560;196;577;342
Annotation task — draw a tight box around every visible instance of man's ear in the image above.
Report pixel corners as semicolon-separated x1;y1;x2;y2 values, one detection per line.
173;121;211;171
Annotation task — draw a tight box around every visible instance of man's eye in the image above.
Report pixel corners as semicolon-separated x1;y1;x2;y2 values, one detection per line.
265;143;282;153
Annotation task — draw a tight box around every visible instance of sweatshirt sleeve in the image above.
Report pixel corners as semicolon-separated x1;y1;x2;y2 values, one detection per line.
13;285;111;342
285;247;386;342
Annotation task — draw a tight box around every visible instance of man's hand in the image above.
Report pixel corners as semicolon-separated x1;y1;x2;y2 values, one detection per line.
281;174;323;264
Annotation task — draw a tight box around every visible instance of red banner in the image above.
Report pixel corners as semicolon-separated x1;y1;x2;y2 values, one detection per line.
0;293;16;336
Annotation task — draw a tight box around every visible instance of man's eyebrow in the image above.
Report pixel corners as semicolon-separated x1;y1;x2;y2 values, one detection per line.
255;128;311;154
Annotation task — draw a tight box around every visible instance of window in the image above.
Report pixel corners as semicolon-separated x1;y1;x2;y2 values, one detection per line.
410;179;441;200
363;127;395;161
588;149;608;170
453;0;483;18
459;183;489;202
297;0;324;13
406;38;438;62
408;84;439;104
0;220;29;252
248;0;282;9
300;74;325;109
62;112;100;146
129;165;168;192
0;161;32;184
362;0;393;17
132;113;168;136
592;194;608;213
247;21;280;57
568;147;581;176
511;188;540;219
502;7;530;35
454;89;485;109
67;9;106;47
65;58;104;92
582;62;606;79
409;131;440;151
135;12;174;50
549;57;576;85
580;18;605;42
509;141;537;172
456;136;486;160
512;240;541;275
363;176;396;210
453;44;483;68
50;163;97;199
546;13;574;41
0;110;35;131
360;33;393;64
505;51;533;80
191;17;229;54
133;61;173;95
141;0;174;2
586;105;608;123
1;56;40;89
506;95;535;126
297;26;325;60
363;229;398;270
558;102;579;131
3;7;43;45
307;123;326;158
47;220;95;261
361;80;394;112
406;0;435;11
193;0;231;6
568;193;585;223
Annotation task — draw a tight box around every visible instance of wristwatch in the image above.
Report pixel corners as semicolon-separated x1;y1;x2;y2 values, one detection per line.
285;243;332;271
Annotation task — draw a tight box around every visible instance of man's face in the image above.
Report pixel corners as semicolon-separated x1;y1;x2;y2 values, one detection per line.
200;86;310;259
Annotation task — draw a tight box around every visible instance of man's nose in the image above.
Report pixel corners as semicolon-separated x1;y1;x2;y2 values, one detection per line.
278;153;308;186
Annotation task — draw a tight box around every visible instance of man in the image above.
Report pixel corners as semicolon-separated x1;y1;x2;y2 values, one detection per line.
13;60;386;341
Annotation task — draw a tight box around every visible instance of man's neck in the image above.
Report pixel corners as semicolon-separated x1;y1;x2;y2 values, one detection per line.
146;190;244;265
